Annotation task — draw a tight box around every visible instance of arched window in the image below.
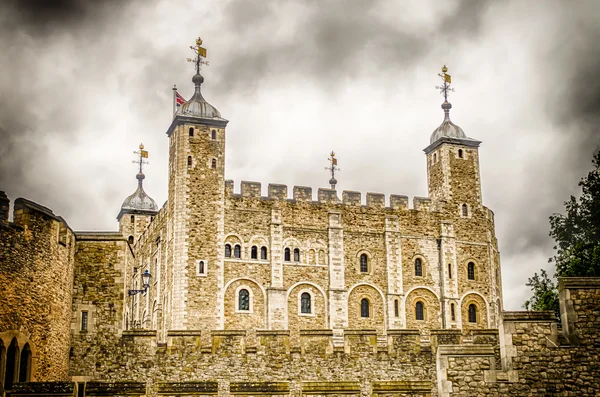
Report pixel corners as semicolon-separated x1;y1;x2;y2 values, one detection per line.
284;248;291;262
451;303;456;321
198;261;205;274
189;127;194;137
251;246;258;259
130;215;134;224
211;129;217;140
433;153;437;163
18;343;31;383
260;246;267;260
468;304;477;323
211;158;217;169
468;262;475;280
458;149;463;158
360;298;370;318
128;235;134;245
238;289;250;311
234;244;241;259
448;263;452;279
462;203;468;217
225;244;232;258
394;299;399;317
4;338;18;390
187;156;192;167
301;292;311;314
415;301;424;320
308;249;316;264
359;253;368;273
318;249;326;265
415;258;423;277
293;248;300;262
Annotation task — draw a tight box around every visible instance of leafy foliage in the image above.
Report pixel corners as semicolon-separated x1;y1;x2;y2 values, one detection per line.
524;151;600;312
523;270;559;316
549;151;600;277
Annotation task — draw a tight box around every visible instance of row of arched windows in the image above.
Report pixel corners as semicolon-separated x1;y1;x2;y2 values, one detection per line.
414;258;478;280
284;248;300;262
233;289;480;323
236;289;313;314
357;298;478;323
225;244;268;260
189;127;218;140
0;338;32;390
187;156;217;169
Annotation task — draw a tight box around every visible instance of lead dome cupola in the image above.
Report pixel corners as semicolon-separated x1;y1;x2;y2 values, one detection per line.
117;144;159;221
429;101;468;144
176;73;222;119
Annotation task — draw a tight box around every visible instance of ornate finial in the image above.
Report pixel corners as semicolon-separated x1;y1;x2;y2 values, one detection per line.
132;144;149;186
187;36;209;76
325;151;341;190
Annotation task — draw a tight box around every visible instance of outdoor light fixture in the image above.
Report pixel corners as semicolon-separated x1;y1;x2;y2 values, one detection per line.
127;269;151;329
128;270;152;296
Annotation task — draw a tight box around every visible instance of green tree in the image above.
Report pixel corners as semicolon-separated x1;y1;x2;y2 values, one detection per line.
524;151;600;312
523;270;559;315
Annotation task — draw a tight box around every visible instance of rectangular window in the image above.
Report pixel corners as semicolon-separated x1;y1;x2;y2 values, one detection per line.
81;311;88;331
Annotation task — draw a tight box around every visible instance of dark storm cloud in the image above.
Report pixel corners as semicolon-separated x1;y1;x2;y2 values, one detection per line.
214;0;495;93
0;0;142;220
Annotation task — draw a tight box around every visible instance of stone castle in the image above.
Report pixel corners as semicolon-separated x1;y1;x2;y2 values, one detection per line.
1;47;599;396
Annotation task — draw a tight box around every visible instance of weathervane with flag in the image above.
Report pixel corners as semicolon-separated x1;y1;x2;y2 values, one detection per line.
436;65;454;102
172;37;209;116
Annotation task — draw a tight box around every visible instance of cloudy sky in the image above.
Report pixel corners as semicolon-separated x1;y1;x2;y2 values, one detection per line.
1;0;599;310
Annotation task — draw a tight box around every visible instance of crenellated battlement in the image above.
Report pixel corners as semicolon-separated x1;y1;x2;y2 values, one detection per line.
224;180;434;211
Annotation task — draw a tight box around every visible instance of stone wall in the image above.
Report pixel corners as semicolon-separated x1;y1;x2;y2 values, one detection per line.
0;195;76;383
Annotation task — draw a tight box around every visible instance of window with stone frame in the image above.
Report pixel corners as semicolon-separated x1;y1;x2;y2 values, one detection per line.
260;246;267;260
225;244;232;258
415;301;425;320
461;203;469;217
300;292;311;314
467;262;476;280
360;298;370;318
293;248;300;262
251;246;258;259
415;258;423;277
394;299;399;317
234;244;241;259
468;304;477;323
198;260;206;275
284;248;291;262
211;129;217;140
448;263;452;279
238;289;250;311
211;158;217;169
451;303;456;321
359;253;368;273
81;311;88;331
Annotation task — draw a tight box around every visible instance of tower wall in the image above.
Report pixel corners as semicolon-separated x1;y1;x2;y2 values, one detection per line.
168;122;227;330
0;196;75;382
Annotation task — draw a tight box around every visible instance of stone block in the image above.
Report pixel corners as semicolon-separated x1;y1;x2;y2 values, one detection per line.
293;186;312;201
342;191;361;205
268;184;288;199
366;192;385;207
241;181;261;197
390;194;408;210
318;188;339;203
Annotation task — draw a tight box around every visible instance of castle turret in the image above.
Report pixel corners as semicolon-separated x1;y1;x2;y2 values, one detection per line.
424;67;482;210
166;38;228;330
117;144;159;243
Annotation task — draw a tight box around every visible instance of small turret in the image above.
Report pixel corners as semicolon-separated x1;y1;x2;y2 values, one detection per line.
118;144;158;242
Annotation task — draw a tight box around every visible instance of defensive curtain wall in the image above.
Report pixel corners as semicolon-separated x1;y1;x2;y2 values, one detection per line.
122;179;500;342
